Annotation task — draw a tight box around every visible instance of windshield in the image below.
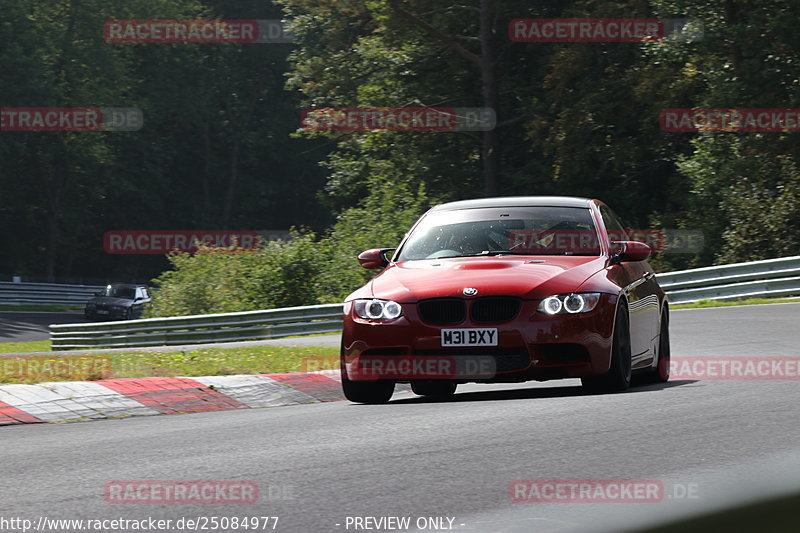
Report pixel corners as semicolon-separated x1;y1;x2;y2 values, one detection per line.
396;206;601;261
99;286;136;299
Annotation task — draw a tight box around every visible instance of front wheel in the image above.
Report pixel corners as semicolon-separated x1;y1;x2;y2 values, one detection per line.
340;349;394;404
411;380;457;398
342;376;394;404
582;302;632;393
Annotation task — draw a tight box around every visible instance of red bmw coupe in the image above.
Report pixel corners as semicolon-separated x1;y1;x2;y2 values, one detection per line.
341;196;670;403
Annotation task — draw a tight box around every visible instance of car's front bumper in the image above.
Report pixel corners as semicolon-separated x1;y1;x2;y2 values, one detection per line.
85;307;129;320
342;295;618;382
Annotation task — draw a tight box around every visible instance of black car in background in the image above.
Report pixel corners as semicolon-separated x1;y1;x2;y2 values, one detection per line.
84;283;152;321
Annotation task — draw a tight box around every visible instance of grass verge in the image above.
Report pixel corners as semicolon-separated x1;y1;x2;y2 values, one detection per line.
0;344;340;384
0;340;51;353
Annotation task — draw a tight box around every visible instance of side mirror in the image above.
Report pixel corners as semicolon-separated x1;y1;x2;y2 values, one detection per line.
358;248;395;269
611;241;651;263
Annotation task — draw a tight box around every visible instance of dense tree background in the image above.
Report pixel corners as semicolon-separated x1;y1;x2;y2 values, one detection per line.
2;0;798;302
0;0;332;283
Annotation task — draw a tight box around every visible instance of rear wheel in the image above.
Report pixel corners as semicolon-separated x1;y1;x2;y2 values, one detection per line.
642;309;670;383
411;380;457;398
582;301;632;393
340;347;395;404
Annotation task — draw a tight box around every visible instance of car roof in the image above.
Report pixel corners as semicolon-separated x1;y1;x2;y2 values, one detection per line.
429;196;594;212
106;283;146;288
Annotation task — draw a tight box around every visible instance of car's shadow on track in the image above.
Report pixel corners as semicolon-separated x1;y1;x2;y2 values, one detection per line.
389;379;698;404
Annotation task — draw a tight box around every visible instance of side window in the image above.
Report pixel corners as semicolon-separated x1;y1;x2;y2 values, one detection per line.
599;206;629;243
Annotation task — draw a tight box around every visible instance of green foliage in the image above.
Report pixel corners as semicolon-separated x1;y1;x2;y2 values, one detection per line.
145;233;325;316
280;0;496;207
648;0;800;264
4;0;799;292
145;180;429;315
314;180;431;303
675;135;800;264
0;0;331;283
280;0;800;270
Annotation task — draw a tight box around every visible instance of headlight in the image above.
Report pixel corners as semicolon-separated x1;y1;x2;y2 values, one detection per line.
353;299;403;320
538;293;600;315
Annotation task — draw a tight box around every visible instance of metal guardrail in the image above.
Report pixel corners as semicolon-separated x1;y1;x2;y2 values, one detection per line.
657;256;800;304
50;304;344;350
46;256;800;350
0;281;104;306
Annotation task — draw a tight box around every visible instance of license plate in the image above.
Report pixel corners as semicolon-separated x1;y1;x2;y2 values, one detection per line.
441;328;498;346
97;310;109;315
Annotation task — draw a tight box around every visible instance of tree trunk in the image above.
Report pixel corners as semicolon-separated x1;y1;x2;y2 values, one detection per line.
221;140;240;230
202;124;212;225
43;145;67;283
389;0;500;196
479;0;499;196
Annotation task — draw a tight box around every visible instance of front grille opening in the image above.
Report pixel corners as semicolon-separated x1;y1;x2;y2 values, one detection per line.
539;343;590;362
418;298;466;325
470;297;522;323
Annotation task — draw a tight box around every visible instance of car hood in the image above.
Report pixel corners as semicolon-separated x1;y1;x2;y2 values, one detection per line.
88;297;133;306
364;255;607;302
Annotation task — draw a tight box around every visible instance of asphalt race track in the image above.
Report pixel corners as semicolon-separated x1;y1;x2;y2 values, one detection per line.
2;303;799;532
0;311;86;343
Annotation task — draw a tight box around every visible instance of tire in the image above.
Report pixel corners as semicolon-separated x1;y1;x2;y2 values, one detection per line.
642;309;670;383
411;380;457;398
340;348;395;404
342;376;395;404
582;301;632;393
